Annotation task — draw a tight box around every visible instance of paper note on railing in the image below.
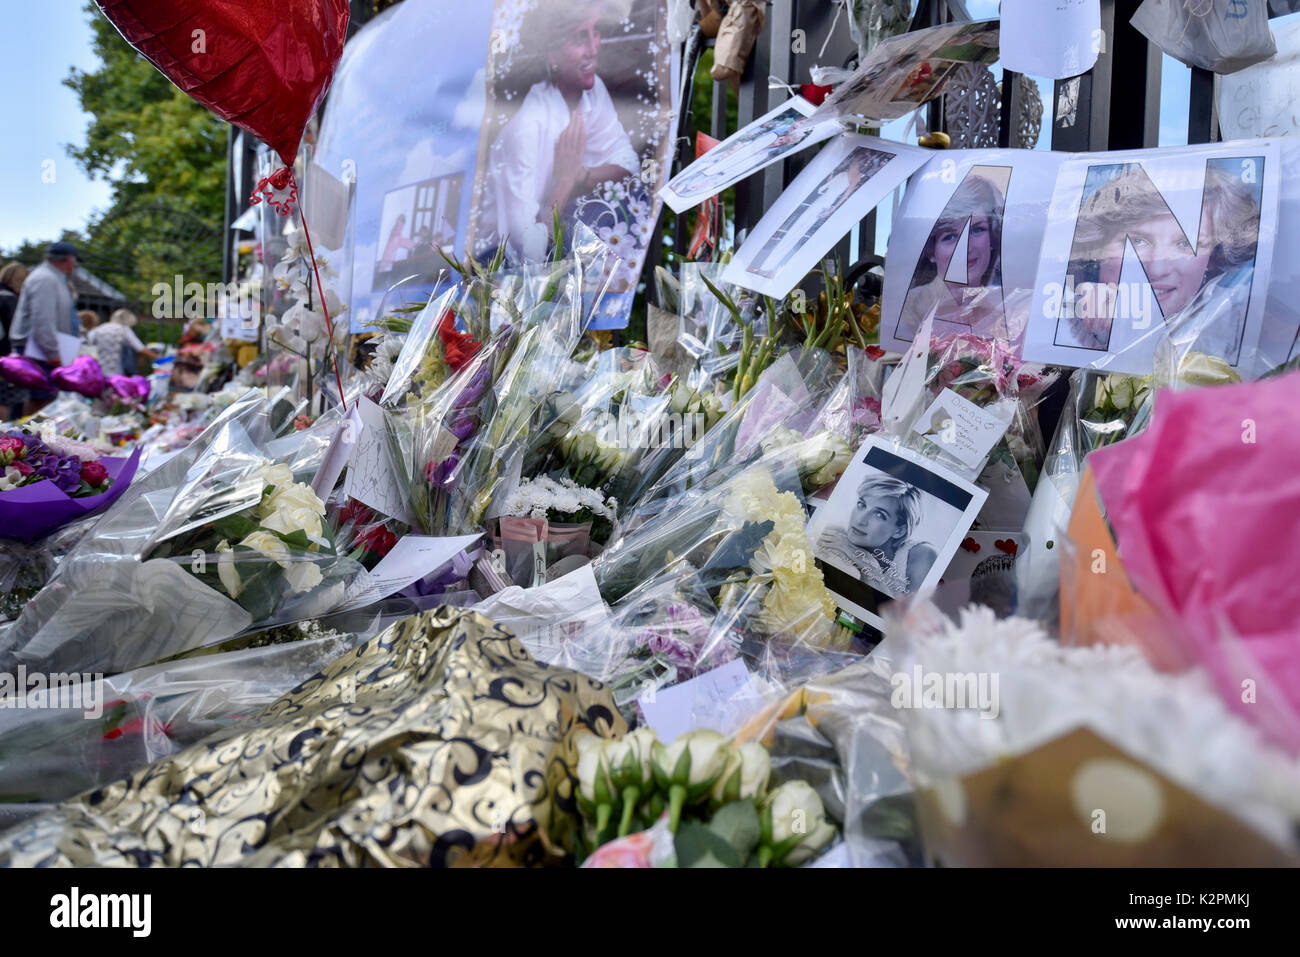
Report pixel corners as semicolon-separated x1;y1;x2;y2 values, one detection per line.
1001;0;1100;80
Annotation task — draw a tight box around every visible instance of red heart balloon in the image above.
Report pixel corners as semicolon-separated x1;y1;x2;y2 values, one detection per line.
95;0;350;166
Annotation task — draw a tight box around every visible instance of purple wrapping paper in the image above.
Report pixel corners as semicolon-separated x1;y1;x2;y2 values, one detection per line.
0;448;141;543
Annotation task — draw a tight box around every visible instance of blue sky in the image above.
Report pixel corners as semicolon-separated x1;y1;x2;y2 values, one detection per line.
0;1;113;252
0;0;1204;256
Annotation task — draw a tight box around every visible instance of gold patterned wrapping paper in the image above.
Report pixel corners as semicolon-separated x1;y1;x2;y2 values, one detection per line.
0;609;625;867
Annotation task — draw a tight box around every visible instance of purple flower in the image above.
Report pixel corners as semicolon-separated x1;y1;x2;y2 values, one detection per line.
449;413;477;442
424;453;459;488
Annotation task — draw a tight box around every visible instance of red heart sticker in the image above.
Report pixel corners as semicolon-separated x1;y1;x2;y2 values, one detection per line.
960;537;981;553
995;539;1019;556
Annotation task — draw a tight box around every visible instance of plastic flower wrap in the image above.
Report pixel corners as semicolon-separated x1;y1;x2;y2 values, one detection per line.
594;460;849;656
886;333;1055;492
0;389;361;677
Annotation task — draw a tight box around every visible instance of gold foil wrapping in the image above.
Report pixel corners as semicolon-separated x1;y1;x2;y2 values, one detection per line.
0;609;624;867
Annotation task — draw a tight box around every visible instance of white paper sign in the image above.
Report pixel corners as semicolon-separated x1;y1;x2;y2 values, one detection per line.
1024;140;1281;375
57;333;80;366
912;388;1014;469
1001;0;1101;80
722;135;931;298
341;396;418;525
304;161;351;250
338;533;482;612
638;659;760;744
1220;15;1300;140
659;97;839;213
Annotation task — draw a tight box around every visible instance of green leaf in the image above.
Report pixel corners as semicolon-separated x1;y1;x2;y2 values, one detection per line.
674;820;742;868
705;799;761;860
276;528;312;551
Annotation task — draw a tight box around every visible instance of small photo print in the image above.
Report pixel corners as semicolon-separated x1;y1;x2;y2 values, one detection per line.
807;437;988;628
659;97;835;213
933;531;1024;619
373;175;464;293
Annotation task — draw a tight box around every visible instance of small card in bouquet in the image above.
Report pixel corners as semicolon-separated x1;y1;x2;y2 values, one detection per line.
911;387;1013;470
341;396;418;526
807;437;987;629
638;659;762;744
933;530;1023;619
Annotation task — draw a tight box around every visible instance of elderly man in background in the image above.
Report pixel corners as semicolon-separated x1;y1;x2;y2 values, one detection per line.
10;242;80;413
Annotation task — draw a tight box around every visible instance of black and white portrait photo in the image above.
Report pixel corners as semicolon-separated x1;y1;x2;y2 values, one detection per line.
807;438;988;627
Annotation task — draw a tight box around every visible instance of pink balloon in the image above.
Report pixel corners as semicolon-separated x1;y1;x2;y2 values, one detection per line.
0;355;52;391
51;356;108;398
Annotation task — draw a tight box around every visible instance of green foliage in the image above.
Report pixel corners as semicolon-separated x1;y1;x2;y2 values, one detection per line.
0;3;227;310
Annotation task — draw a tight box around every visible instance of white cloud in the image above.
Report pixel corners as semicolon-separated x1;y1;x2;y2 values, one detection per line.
453;69;487;130
395;142;470;185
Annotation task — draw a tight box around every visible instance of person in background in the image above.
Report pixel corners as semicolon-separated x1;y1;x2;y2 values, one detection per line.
10;242;80;414
180;317;210;346
88;308;157;378
0;261;30;419
78;310;99;337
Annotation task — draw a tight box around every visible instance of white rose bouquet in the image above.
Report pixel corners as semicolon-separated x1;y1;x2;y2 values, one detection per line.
146;461;351;623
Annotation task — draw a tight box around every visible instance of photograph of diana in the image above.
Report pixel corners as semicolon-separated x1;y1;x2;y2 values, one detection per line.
894;166;1011;342
808;438;987;625
1055;158;1263;360
662;104;825;209
745;146;893;280
469;0;671;278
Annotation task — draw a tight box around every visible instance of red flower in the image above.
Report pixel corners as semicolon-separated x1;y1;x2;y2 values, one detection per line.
103;717;172;741
436;310;481;372
800;82;834;106
293;414;312;431
358;525;397;557
339;498;375;527
864;344;887;360
80;460;109;487
11;459;32;477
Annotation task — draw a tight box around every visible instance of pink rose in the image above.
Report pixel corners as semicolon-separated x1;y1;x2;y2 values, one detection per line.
0;436;23;463
80;461;109;487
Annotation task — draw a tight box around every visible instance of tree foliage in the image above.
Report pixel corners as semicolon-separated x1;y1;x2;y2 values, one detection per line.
3;3;226;311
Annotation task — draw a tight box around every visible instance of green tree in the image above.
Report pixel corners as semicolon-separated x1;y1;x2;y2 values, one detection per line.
55;1;226;310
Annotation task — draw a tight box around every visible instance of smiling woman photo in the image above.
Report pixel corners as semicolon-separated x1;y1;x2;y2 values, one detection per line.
484;0;639;262
1061;162;1261;351
817;475;937;598
897;170;1009;341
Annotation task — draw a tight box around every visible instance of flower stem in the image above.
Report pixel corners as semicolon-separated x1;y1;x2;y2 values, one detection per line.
595;802;613;838
757;846;773;869
618;786;640;838
667;783;687;834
